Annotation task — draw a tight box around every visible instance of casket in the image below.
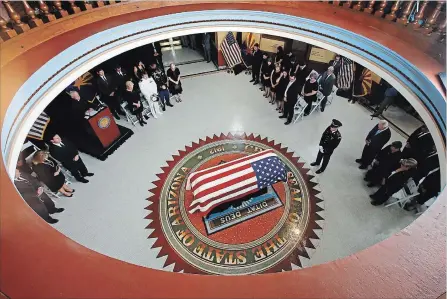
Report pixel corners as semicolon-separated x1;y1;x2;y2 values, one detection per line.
186;149;287;214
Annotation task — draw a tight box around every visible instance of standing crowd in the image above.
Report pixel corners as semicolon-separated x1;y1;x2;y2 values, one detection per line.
247;44;441;211
248;44;337;125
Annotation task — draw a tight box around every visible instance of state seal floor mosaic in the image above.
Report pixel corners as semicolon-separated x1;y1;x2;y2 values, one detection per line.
47;71;417;274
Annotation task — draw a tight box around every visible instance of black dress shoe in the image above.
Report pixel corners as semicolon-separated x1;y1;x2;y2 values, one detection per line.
54;208;65;213
162;107;166;111
114;115;121;120
279;115;287;119
139;122;144;127
144;115;149;120
370;114;379;117
370;200;382;206
77;178;89;183
355;159;363;164
310;162;319;166
249;79;255;82
253;81;259;85
167;103;173;107
359;165;368;169
142;120;148;124
316;169;324;174
284;121;291;125
47;217;59;224
84;173;94;177
403;203;417;211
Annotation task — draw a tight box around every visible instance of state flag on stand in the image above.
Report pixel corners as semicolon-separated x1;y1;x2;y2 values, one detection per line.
186;149;287;214
67;71;98;103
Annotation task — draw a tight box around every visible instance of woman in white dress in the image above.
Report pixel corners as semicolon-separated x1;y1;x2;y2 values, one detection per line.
138;72;163;119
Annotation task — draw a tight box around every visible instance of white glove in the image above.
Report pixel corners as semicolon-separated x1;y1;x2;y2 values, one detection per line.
319;146;324;153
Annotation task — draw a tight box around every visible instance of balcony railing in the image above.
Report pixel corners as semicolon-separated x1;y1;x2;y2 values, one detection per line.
1;1;445;43
330;1;446;40
0;1;119;41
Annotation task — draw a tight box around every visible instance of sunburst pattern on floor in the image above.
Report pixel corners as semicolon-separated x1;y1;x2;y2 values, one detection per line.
145;133;324;275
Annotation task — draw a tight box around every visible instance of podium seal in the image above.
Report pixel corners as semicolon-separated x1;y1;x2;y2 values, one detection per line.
145;133;324;275
97;116;111;129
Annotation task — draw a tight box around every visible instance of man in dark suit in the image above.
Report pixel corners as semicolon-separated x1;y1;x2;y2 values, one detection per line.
369;158;418;206
328;55;341;79
318;66;336;112
96;68;124;119
49;134;93;183
249;43;263;85
311;119;342;174
202;32;212;63
14;168;64;224
402;125;435;162
356;120;391;169
148;41;163;68
279;73;301;125
295;61;312;91
404;168;440;212
113;65;129;101
282;51;296;73
364;141;402;187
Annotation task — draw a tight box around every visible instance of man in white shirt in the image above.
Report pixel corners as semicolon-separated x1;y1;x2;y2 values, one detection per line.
139;73;163;119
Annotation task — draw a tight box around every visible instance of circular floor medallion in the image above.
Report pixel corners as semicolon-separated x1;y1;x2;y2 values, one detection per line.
145;133;323;275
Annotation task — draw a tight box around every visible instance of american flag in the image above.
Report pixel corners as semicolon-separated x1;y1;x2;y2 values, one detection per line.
220;31;243;68
186;149;287;214
337;57;354;90
27;112;50;141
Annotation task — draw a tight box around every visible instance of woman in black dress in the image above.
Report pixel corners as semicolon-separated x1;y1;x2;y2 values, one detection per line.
261;59;273;99
133;61;146;82
32;151;73;197
274;46;284;68
270;64;282;104
167;63;183;103
275;70;289;114
123;81;146;127
303;72;319;116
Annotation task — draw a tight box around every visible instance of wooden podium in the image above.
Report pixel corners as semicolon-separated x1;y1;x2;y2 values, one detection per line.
85;107;120;148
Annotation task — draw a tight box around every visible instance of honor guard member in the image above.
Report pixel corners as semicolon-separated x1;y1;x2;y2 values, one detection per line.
311;119;342;174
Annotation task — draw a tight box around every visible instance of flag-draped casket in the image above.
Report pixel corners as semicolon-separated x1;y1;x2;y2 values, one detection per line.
186;149;287;214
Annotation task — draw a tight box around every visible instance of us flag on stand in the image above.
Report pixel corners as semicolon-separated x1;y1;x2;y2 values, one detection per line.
337;57;354;90
186;149;287;214
220;31;243;68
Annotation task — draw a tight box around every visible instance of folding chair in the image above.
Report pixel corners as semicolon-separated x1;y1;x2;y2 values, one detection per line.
385;178;419;209
293;97;308;124
141;93;162;118
309;96;324;116
120;102;139;126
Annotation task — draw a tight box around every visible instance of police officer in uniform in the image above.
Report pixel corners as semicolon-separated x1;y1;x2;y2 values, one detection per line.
311;119;342;174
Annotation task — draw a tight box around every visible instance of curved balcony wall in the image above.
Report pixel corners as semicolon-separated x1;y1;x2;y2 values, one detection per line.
0;2;445;298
